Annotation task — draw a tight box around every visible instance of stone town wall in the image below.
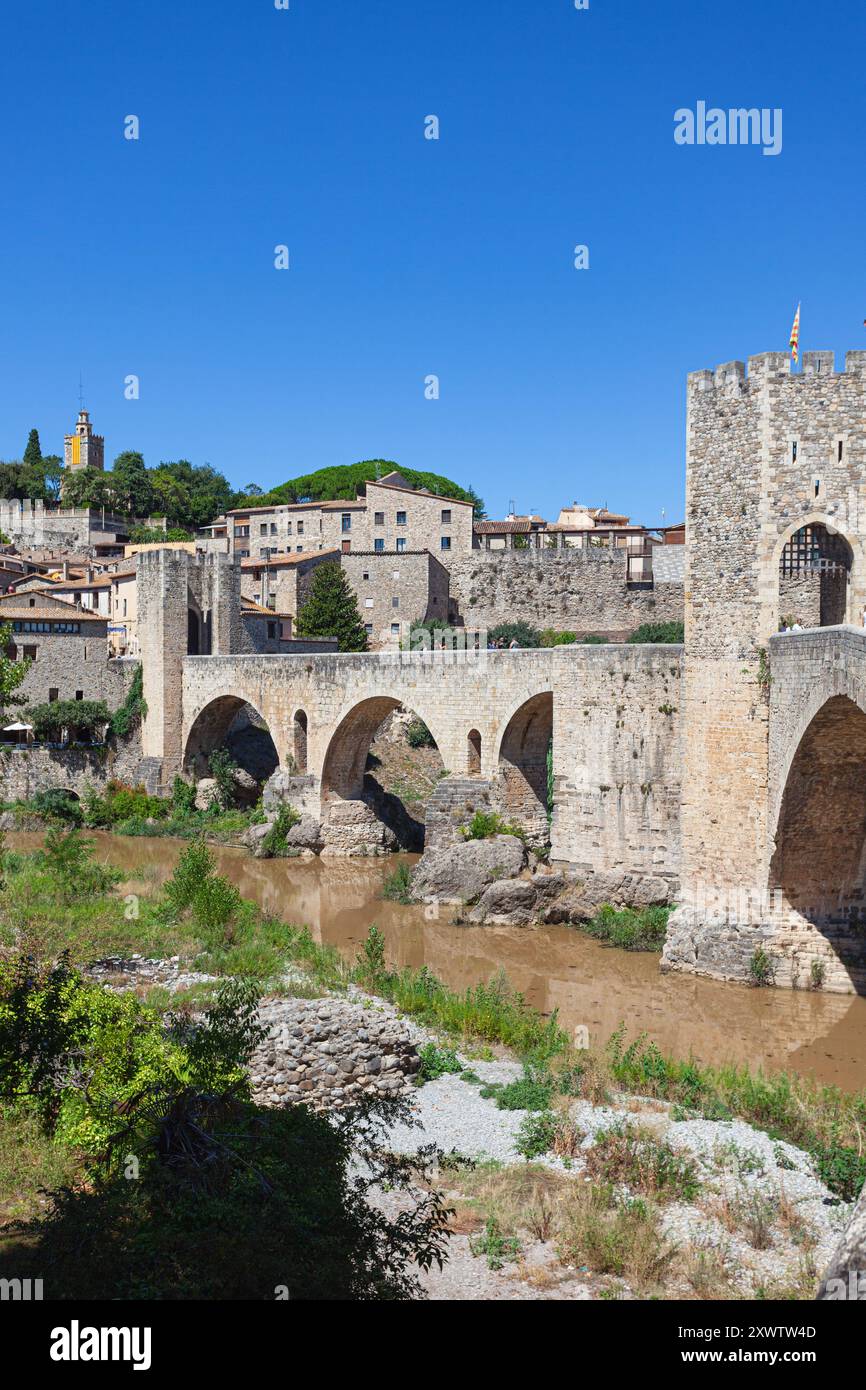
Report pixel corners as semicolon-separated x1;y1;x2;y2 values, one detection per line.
448;549;683;639
0;737;144;802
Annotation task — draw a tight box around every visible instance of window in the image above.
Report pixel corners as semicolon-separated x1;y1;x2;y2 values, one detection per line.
23;645;37;660
391;622;400;636
49;688;58;702
362;571;369;580
364;623;374;636
364;599;374;609
75;690;83;701
270;522;277;535
374;511;384;526
341;513;352;533
341;540;351;553
792;442;798;462
239;550;250;559
260;523;268;535
396;537;406;552
396;511;407;526
297;521;304;535
814;477;821;499
28;597;35;608
839;440;845;462
441;509;451;524
234;525;250;538
440;535;451;551
287;523;293;536
374;538;384;553
392;596;399;608
267;622;276;640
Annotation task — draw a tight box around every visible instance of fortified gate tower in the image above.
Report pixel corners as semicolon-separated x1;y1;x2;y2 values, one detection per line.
663;349;866;986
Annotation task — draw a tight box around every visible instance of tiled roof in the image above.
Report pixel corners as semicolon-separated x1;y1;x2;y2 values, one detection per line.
240;549;339;569
0;605;106;622
474;519;533;534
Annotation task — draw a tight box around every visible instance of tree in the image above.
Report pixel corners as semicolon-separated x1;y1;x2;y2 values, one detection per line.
155;460;235;529
23;429;42;470
111;451;154;517
0;622;30;718
61;467;114;510
295;563;368;652
251;461;482;515
243;483;263;497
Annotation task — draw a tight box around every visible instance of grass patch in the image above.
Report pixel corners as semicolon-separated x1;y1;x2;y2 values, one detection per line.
382;861;414;904
577;904;671;953
583;1123;702;1203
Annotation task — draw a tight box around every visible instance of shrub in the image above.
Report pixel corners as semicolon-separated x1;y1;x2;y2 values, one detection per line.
748;947;776;988
207;747;239;810
383;861;414;904
417;1043;464;1082
539;629;577;647
32;788;83;825
191;874;243;941
579;904;670;953
582;634;609;645
164;839;216;913
110;666;147;738
39;825;119;899
460;810;525;841
480;1066;554;1111
627;622;684;645
260;804;301;858
171;776;198;820
405;718;436;749
27;699;111;743
584;1124;701;1202
515;1110;559;1160
488;621;541;649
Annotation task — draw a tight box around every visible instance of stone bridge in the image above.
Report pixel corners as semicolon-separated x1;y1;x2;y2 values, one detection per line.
176;643;684;874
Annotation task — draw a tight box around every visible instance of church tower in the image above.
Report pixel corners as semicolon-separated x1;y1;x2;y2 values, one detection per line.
64;409;104;473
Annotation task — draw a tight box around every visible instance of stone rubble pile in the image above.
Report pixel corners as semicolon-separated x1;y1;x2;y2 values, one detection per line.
250;995;421;1110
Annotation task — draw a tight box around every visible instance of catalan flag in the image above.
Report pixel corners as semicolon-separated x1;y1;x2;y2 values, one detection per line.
789;302;801;364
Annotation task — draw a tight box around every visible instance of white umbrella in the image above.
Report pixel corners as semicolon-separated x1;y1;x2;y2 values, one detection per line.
3;721;33;732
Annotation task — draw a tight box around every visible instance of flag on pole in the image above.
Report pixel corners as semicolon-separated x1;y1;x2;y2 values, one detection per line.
789;303;801;364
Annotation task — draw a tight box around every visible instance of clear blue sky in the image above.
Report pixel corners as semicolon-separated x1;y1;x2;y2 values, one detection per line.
2;0;864;525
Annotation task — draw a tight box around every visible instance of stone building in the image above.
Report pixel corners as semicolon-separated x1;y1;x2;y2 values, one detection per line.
222;470;475;567
663;349;866;990
0;500;130;557
341;550;450;647
0;589;131;706
240;548;340;619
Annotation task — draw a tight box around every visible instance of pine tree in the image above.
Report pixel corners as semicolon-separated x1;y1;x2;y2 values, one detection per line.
22;429;42;469
295;563;368;652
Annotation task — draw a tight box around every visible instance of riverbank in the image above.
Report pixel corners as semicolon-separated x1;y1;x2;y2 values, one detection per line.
1;829;865;1301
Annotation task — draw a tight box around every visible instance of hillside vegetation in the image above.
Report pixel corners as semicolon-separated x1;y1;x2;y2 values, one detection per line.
253;460;485;518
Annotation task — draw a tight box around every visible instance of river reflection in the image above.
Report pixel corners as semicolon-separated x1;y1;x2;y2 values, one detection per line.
23;831;866;1093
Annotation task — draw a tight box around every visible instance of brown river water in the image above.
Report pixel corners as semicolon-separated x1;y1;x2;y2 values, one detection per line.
18;831;866;1093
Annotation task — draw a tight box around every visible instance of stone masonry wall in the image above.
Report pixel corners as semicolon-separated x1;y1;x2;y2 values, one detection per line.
665;350;866;990
448;549;683;639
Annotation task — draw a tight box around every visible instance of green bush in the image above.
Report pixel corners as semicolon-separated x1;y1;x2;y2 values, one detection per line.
480;1066;554;1111
460;810;524;841
110;666;148;738
515;1110;558;1160
405;718;436;749
260;804;302;858
32;789;83;825
488;621;541;649
626;622;684;645
383;861;414;904
417;1043;464;1082
26;699;111;743
164;839;216;913
207;747;239;810
579;904;671;953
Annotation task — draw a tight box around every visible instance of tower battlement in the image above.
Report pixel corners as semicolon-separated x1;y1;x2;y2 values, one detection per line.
688;350;866;394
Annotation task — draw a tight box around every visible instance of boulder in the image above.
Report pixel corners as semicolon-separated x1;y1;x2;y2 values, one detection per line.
285;816;323;851
194;778;219;811
410;834;526;904
245;822;273;857
469;872;568;926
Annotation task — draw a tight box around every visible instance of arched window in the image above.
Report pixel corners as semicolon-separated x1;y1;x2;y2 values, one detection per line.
468;728;481;774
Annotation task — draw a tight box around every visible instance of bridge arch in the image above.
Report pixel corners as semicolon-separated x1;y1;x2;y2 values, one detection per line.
320;695;447;802
495;690;553;843
770;694;866;986
183;692;279;788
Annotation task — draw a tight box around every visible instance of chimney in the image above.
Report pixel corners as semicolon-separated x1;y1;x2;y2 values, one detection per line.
62;560;69;581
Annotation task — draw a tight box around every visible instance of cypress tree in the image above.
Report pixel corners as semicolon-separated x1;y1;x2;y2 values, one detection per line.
295;563;368;652
23;429;42;468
